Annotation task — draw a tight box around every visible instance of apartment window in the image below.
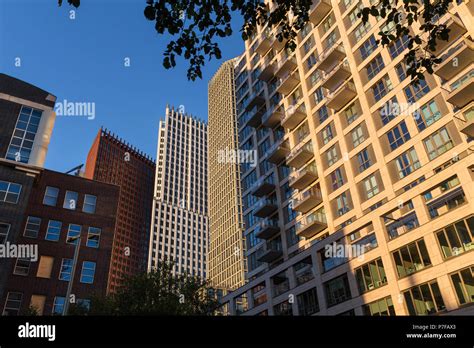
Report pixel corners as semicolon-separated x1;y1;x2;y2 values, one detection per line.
343;103;359;125
326;146;339;167
404;79;430;103
66;224;81;244
330;168;345;191
450;266;474;305
356;148;372;173
415;100;441;131
6;106;42;163
386;121;410;151
372;75;392;102
45;220;62;241
321;15;335;34
2;292;23;315
0;181;22;204
80;261;96;284
63;191;78;210
300;22;312;39
353;21;370;43
83;194;97;214
37;256;54;279
379;97;398;126
355;258;387;293
393;239;431;278
395;147;421;179
313;87;325;104
403;281;445;315
435;216;474;259
389;35;409;59
325;274;352;307
351;125;365;148
86;227;101;248
43;186;59;206
297;288;320;315
52;296;66;315
366;54;385;79
363;296;395;316
363;174;379;199
318;106;329;124
24;216;41;238
347;4;363;26
0;222;10;244
59;258;73;281
321;124;334;144
423;127;453;160
360;35;377;60
273;300;293;315
13;257;31;276
335;192;351;216
386;212;420;240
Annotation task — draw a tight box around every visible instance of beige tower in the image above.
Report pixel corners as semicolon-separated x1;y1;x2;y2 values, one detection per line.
208;59;247;292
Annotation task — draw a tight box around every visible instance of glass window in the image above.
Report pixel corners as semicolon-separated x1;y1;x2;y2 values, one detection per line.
86;227;101;248
386;120;410;151
372;75;393;102
43;186;59;206
0;181;22;204
45;220;62;242
330;168;345;191
63;191;78;210
0;222;11;244
415;100;441;131
335;192;352;216
13;257;31;276
363;175;379;199
351;125;365;148
23;216;41;238
435;217;474;259
366;54;385;79
355;258;387;293
6;106;42;163
403;281;445;315
362;296;395;316
324;274;352;307
2;292;23;316
66;224;81;245
297;288;320;315
52;296;66;315
82;194;97;214
395;147;421;179
326;146;339;167
321;124;334;144
80;261;96;284
360;35;377;60
393;239;431;278
404;79;430;104
356;148;372;173
423;127;453;160
450;266;474;305
59;258;73;281
389;35;409;59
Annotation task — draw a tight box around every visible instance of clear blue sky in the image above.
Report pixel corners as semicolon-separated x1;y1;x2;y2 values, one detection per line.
0;0;244;171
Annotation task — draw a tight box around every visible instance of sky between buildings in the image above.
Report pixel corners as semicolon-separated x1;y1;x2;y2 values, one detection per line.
0;0;244;172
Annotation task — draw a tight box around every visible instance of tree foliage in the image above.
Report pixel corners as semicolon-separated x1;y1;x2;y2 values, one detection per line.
78;260;218;315
58;0;456;81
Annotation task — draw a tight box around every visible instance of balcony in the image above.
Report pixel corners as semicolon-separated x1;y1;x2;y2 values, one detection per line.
316;44;346;73
274;54;298;78
289;162;318;190
250;174;275;197
322;59;351;92
286;141;314;169
255;218;280;240
295;210;327;239
434;38;474;80
426;14;467;55
446;69;474;108
281;103;307;130
246;105;266;128
244;90;266;112
276;69;300;95
257;239;283;263
454;102;474;138
262;106;284;128
258;56;276;82
293;186;323;213
253;197;278;218
309;0;332;26
255;30;272;55
265;139;290;164
326;80;357;111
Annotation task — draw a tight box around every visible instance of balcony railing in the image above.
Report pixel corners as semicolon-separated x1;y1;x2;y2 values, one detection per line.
250;174;276;197
295;210;327;239
326;80;357;111
258;239;283;263
275;54;297;77
243;90;266;112
309;0;332;26
253;197;278;218
293;186;323;213
316;44;346;73
258;55;276;82
322;59;351;92
281;103;307;130
286;140;314;169
255;28;273;55
289;162;318;190
265;138;290;164
262;105;284;128
254;218;280;240
425;14;467;55
434;38;474;81
446;69;474;109
453;102;474;138
276;69;300;95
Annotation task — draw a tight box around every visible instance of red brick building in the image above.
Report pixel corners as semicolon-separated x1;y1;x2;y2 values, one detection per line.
85;128;155;292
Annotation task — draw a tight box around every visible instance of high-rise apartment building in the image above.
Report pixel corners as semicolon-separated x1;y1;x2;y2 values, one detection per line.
148;106;208;279
85;129;155;292
208;59;247;291
216;0;474;315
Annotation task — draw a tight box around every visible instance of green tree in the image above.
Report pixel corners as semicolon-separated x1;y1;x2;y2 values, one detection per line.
58;0;456;81
83;260;218;315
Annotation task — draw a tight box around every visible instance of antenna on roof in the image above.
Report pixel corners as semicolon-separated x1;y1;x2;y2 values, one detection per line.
65;164;84;176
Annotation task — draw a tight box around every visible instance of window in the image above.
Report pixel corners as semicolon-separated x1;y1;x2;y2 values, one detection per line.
435;216;474;259
66;224;81;244
386;121;410;151
321;124;334;144
363;174;379;199
330;168;345;191
326;146;339;167
325;274;352;307
23;216;41;238
30;295;46;315
353;21;370;43
423;127;453;160
393;239;432;278
37;256;54;279
80;261;96;284
450;266;474;305
273;300;293;316
389;35;409;59
318;106;329;124
13;258;31;276
372;75;392;102
43;186;59;206
415;100;441;131
3;292;23;315
366;54;385;79
297;288;320;315
45;220;62;241
82;194;97;213
343;103;359;125
395;63;408;81
360;35;377;60
403;281;445;315
63;191;78;210
356;148;372;173
52;296;66;315
386;212;420;239
6;106;42;163
0;181;22;204
395;147;421;179
363;296;395;316
355;258;387;293
335;192;352;216
0;222;10;244
86;227;101;248
351;125;365;148
404;79;430;103
59;258;73;281
379;97;398;126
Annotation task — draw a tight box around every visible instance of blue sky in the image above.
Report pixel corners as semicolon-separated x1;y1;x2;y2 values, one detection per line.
0;0;244;171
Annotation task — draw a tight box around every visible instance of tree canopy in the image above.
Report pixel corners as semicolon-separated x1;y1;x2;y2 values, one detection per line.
58;0;455;81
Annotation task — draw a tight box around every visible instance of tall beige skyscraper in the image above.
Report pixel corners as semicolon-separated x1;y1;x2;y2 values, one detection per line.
215;0;474;315
208;59;247;291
